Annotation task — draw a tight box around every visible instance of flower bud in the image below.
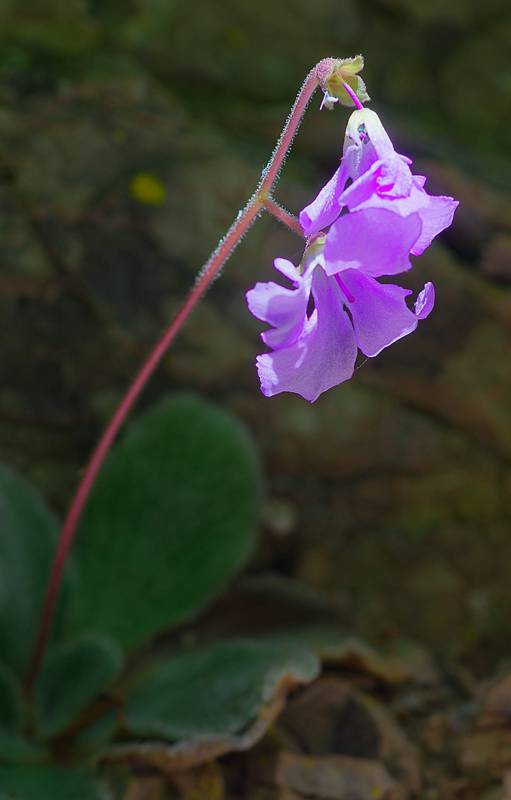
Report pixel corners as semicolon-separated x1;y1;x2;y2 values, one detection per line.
316;55;370;108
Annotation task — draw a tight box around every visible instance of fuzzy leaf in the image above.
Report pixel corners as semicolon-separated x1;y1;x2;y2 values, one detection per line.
0;465;58;673
0;765;103;800
123;638;319;741
34;634;123;739
71;395;263;647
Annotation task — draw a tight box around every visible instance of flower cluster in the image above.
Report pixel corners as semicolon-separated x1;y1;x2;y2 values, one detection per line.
247;108;458;402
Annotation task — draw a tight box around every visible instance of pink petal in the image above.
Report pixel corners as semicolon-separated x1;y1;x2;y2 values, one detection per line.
412;196;459;256
339;160;382;209
413;175;427;188
299;145;358;236
339;270;420;357
246;259;309;349
299;165;345;237
346;178;430;217
323;208;422;277
357;108;395;157
414;281;435;319
273;257;302;282
256;268;357;402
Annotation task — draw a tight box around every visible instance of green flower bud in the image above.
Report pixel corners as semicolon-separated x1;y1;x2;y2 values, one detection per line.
316;55;370;108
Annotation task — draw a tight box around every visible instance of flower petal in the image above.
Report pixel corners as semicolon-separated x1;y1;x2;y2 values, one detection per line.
273;257;302;282
323;208;422;277
412;195;459;256
256;267;357;402
339;159;382;209
376;154;413;198
299;145;358;236
414;281;435;319
299;166;345;236
347;108;395;156
339;270;421;357
246;259;309;350
343;171;429;217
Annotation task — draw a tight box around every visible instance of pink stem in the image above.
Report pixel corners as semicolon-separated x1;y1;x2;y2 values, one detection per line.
259;68;319;190
26;67;319;691
335;273;355;303
342;80;363;110
263;197;303;237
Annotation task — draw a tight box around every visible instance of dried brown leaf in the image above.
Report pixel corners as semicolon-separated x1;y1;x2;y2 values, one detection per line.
272;751;400;799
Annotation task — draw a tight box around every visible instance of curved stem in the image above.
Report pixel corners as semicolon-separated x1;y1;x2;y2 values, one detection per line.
25;200;261;691
25;67;319;691
342;80;363;111
258;69;318;191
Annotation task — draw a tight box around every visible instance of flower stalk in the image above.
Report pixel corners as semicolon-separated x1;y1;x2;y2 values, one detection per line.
26;61;356;691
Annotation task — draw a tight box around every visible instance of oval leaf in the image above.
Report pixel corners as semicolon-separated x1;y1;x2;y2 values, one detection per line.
123;638;319;741
34;634;123;739
71;395;263;647
0;465;58;673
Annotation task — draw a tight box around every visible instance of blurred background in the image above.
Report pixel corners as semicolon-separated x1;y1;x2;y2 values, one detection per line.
1;0;511;674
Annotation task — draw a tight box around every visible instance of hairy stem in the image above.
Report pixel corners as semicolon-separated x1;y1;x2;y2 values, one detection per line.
26;65;320;691
264;197;303;237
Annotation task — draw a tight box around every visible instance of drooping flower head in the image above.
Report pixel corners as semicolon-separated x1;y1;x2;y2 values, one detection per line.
246;108;458;402
300;108;458;263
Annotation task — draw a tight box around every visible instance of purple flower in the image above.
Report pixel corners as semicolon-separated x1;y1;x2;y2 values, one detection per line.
247;244;434;402
300;109;458;265
246;109;457;402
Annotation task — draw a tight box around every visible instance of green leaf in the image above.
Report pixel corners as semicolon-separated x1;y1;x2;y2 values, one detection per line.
0;664;44;764
0;664;23;735
34;634;123;739
0;668;46;763
72;394;263;647
71;708;119;756
0;733;46;766
0;765;103;800
123;638;319;740
0;465;58;673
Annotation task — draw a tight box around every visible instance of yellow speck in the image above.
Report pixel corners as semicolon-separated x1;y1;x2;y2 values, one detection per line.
113;128;127;143
225;26;246;49
130;172;167;206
